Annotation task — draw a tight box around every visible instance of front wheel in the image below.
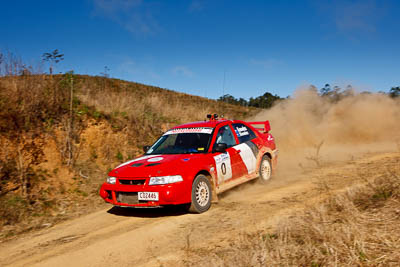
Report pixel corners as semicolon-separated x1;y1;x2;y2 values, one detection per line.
189;174;212;213
259;155;272;183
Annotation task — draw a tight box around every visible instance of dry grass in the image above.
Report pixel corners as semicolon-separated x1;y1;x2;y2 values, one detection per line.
0;72;258;239
77;75;256;130
183;156;400;266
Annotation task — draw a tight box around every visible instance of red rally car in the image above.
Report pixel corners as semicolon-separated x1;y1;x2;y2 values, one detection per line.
99;114;278;213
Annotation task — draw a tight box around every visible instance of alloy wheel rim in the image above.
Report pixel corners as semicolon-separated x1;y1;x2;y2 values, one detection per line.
261;160;271;180
196;181;209;207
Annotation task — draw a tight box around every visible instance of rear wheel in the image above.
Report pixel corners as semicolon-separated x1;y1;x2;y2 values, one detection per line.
259;155;272;183
189;174;212;213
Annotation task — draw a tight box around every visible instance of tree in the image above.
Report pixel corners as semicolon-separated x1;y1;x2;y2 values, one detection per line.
42;49;64;74
100;66;110;78
218;94;244;105
319;84;355;102
218;91;282;108
248;92;281;109
342;85;355;98
19;65;32;76
320;84;332;96
389;87;400;98
238;97;248;106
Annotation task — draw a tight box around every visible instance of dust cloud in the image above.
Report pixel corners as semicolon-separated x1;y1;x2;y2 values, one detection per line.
249;88;400;174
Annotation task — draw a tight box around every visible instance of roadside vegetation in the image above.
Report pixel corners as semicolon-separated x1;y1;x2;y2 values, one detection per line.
0;51;258;239
183;154;400;266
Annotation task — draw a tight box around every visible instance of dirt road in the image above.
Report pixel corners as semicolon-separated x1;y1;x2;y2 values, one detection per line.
0;152;397;267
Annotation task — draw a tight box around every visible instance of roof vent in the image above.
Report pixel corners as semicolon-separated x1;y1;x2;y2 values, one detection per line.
146;163;161;167
131;163;144;167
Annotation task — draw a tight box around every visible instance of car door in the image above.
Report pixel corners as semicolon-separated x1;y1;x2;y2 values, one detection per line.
211;124;243;184
231;123;259;177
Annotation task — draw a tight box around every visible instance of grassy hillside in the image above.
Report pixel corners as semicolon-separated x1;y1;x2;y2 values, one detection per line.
0;73;259;238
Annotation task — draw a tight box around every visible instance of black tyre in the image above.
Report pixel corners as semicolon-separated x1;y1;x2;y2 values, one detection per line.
189;174;212;213
259;155;272;183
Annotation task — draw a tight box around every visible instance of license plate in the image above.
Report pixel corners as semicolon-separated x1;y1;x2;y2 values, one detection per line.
138;192;159;201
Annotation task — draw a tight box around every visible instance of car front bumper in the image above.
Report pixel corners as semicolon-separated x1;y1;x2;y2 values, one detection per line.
99;181;191;207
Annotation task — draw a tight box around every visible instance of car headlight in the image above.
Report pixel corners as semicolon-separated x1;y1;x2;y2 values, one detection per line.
149;175;183;185
107;176;117;184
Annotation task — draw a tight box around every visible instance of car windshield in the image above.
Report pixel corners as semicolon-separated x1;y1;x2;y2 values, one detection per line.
145;128;213;155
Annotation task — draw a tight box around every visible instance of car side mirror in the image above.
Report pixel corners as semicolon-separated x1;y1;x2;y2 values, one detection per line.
214;143;227;153
143;145;150;153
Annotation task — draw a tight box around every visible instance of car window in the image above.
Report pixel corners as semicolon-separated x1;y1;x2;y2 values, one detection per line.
214;125;237;148
232;123;256;143
146;130;212;154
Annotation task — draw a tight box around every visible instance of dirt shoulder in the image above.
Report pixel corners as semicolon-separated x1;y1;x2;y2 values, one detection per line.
0;152;397;267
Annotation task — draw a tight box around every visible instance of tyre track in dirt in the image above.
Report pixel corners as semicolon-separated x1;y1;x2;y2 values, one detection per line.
0;152;397;267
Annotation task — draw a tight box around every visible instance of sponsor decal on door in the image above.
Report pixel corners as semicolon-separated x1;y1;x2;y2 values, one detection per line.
214;152;232;182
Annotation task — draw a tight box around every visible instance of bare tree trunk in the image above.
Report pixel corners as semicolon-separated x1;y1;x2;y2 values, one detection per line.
17;146;26;196
67;76;74;166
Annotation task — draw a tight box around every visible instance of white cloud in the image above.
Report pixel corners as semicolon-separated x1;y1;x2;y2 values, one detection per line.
316;0;385;38
334;0;379;33
92;0;142;17
92;0;159;36
172;66;194;78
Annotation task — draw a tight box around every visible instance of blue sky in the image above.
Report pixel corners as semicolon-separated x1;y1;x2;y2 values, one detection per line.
1;0;399;99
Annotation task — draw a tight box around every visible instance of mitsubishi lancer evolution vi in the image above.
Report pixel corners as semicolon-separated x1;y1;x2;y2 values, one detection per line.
99;114;278;213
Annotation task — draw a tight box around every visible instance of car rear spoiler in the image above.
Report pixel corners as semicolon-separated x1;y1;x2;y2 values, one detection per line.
248;120;271;133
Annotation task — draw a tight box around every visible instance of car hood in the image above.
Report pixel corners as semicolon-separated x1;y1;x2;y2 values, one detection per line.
108;154;201;178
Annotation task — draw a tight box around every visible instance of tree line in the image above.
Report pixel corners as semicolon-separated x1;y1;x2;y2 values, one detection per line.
217;91;283;109
218;84;400;109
